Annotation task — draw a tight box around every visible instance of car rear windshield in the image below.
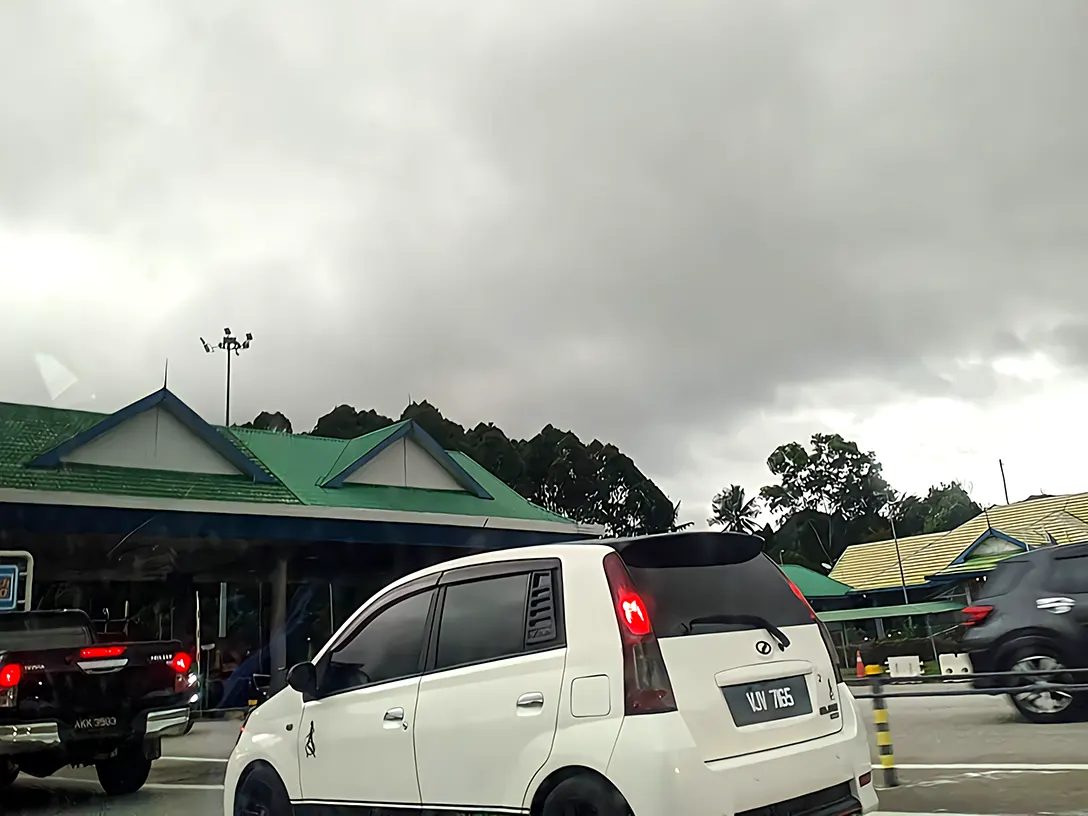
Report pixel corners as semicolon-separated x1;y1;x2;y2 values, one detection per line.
977;561;1031;599
0;612;94;652
619;551;813;638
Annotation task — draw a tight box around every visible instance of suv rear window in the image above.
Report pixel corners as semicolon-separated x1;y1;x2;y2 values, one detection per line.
620;552;812;638
977;561;1031;599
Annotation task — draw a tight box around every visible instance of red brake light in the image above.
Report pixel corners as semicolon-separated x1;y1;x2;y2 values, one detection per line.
80;646;126;659
171;652;192;673
616;590;652;636
962;605;993;626
602;552;677;716
0;664;22;689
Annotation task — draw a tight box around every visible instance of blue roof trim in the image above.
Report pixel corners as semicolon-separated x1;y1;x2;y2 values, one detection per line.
322;420;493;499
28;388;277;484
949;528;1028;565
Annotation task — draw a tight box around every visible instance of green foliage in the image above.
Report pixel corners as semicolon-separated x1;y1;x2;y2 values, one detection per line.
892;481;982;536
708;484;760;533
239;410;293;433
755;436;982;573
248;402;679;537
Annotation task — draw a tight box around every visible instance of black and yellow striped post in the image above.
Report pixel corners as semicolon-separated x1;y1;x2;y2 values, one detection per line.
866;664;898;787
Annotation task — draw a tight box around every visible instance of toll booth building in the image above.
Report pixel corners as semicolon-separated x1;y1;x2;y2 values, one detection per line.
0;388;601;702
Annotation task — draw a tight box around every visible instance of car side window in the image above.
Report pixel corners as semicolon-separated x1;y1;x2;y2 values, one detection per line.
320;588;435;695
1050;555;1088;595
433;573;532;671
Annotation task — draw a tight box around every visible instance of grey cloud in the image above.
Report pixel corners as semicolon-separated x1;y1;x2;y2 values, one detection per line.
3;0;1088;510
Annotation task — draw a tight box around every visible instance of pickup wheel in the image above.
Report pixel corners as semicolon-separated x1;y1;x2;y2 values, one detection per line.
0;759;18;789
96;745;152;796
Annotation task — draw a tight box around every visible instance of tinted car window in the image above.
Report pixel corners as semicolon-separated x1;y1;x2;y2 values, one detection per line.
0;612;94;651
435;574;529;670
322;588;435;693
622;553;812;638
1050;555;1088;595
977;561;1031;599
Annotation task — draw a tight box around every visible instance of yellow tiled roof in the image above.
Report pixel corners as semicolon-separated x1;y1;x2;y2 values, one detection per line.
829;492;1088;591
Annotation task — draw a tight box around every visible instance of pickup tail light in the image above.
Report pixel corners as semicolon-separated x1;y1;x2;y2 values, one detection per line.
0;663;21;708
80;646;127;659
961;605;994;626
0;664;21;689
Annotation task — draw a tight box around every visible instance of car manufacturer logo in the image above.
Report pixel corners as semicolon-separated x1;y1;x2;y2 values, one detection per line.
755;640;773;656
74;716;118;730
1037;597;1076;614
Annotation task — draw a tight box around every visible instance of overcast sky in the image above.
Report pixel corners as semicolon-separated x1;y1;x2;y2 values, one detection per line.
3;0;1088;526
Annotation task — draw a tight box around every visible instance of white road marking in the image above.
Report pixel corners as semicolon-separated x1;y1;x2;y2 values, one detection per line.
50;777;224;791
161;755;229;763
877;762;1088;772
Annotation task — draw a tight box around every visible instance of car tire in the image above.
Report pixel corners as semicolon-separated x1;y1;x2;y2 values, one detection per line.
1004;645;1085;724
234;764;292;816
540;774;631;816
96;745;152;796
0;759;18;789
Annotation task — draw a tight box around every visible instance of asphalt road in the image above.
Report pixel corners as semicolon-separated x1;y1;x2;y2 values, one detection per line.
3;692;1088;815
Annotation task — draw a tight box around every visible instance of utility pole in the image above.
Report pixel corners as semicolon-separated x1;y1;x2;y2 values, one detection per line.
998;459;1010;504
884;492;910;606
200;328;253;425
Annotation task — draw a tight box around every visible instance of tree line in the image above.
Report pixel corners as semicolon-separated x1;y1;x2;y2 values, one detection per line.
242;409;982;573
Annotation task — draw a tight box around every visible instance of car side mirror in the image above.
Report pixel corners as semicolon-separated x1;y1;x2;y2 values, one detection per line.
286;662;317;695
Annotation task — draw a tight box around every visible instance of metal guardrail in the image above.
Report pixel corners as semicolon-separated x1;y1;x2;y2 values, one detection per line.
849;664;1088;788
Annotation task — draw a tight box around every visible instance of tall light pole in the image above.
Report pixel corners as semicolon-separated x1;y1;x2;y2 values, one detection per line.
200;328;252;425
884;493;910;606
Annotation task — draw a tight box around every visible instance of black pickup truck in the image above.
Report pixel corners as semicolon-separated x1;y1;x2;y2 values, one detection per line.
0;609;193;796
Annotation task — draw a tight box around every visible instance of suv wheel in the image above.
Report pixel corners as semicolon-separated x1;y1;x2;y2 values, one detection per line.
1006;648;1084;724
0;759;18;789
540;775;630;816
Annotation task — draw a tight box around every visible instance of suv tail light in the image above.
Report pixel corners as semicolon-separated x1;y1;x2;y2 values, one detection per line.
961;605;993;626
785;575;844;684
602;552;677;715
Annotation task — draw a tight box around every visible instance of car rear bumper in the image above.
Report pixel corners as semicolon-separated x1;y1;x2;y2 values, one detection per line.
0;706;190;755
606;683;878;816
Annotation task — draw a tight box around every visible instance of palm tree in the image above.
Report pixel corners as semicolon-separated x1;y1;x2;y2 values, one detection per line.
708;484;761;533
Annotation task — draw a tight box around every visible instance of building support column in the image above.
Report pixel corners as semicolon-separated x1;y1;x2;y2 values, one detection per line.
270;552;289;694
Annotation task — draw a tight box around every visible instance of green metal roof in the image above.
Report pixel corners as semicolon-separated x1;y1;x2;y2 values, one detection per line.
0;396;579;526
817;600;962;623
780;564;852;598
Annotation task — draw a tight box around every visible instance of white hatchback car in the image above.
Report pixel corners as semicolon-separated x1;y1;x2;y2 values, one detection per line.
225;531;878;816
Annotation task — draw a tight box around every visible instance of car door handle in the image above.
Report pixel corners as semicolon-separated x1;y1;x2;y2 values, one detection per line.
383;707;404;722
517;692;544;708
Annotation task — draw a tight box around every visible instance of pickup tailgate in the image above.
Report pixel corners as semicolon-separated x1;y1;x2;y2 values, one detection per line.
1;641;188;733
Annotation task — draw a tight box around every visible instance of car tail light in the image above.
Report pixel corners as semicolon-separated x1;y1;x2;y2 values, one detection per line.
602;552;677;715
79;646;126;659
961;605;994;626
785;575;844;684
0;664;21;689
170;652;192;673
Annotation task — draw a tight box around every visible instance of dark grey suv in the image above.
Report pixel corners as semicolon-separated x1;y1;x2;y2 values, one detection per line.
960;542;1088;723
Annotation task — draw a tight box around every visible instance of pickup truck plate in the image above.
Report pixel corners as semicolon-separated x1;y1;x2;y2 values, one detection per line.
73;716;118;730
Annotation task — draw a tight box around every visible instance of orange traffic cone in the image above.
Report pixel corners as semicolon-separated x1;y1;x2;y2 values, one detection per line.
855;650;865;678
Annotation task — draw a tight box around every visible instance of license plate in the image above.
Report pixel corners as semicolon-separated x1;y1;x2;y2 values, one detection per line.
722;675;812;726
73;716;119;731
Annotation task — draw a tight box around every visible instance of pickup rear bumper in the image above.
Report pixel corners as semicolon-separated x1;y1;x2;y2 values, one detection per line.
0;707;190;755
